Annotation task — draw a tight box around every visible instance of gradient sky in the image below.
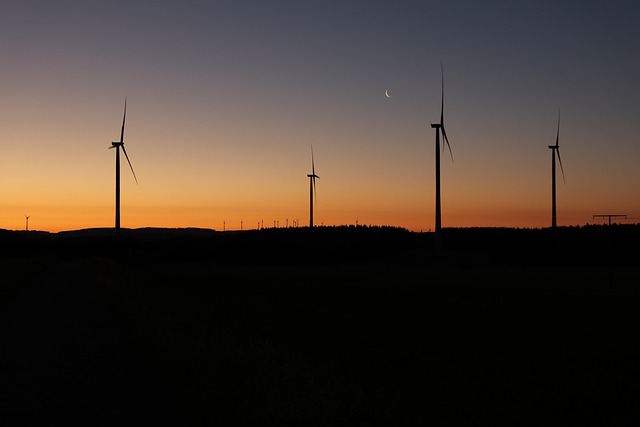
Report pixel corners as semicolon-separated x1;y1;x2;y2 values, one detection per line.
1;0;639;232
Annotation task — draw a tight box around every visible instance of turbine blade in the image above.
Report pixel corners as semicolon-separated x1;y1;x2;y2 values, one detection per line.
313;177;317;204
441;126;453;162
555;108;560;147
120;98;127;143
121;144;138;184
556;148;566;183
440;61;445;127
311;144;316;176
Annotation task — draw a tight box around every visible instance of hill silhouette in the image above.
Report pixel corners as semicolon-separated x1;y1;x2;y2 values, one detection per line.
1;225;639;424
2;224;638;277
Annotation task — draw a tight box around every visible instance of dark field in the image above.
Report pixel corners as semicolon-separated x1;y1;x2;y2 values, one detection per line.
1;225;640;425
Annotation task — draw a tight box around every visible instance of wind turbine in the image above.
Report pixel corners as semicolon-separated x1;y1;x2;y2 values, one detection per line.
431;62;453;250
307;145;320;227
548;108;565;228
109;98;138;232
25;215;29;231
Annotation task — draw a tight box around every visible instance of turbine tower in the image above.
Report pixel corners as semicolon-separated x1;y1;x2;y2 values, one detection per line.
430;62;453;250
548;108;565;228
307;145;320;227
109;98;138;232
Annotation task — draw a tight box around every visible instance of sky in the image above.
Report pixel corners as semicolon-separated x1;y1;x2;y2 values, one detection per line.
1;0;639;232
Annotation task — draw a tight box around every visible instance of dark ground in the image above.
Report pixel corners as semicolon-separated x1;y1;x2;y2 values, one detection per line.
1;225;639;425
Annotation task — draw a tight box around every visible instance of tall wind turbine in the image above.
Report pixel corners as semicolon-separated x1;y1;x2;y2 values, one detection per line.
548;108;565;228
307;145;320;227
109;98;138;232
431;62;453;250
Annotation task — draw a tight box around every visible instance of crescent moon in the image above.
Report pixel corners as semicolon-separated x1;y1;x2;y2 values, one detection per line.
385;89;391;98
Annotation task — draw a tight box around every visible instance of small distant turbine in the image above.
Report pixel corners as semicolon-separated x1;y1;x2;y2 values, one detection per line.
430;62;453;250
307;145;320;227
548;108;565;228
109;98;138;232
25;215;30;231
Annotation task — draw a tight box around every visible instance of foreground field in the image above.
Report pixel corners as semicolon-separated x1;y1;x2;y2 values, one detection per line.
1;225;639;425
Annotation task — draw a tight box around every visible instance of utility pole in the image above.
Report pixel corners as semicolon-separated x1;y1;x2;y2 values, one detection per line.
593;214;627;288
593;214;627;226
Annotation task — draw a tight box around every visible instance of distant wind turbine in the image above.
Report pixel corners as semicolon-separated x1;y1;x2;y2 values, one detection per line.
548;108;565;228
431;62;453;250
307;145;320;227
109;98;138;232
25;215;29;231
